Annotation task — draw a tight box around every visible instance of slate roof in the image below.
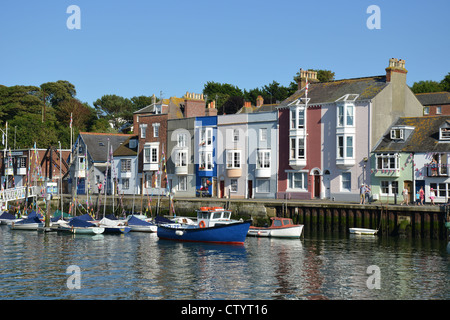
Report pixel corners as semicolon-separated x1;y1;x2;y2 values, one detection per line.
280;75;388;106
414;92;450;106
79;132;133;162
373;116;450;153
113;135;138;157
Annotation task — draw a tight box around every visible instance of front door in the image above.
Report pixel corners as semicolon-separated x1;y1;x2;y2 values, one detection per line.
220;180;225;198
314;173;321;198
248;180;253;199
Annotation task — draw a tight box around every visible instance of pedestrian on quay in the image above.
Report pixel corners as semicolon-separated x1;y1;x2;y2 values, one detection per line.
401;187;409;206
419;186;425;205
415;190;420;205
430;188;436;205
360;184;366;204
364;184;371;204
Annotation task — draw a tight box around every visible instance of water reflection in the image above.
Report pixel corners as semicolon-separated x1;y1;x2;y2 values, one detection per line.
0;225;448;300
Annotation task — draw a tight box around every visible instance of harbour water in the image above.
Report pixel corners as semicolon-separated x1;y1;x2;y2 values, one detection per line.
0;224;448;300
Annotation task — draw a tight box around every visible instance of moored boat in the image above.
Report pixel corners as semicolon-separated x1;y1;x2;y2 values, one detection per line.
58;217;104;235
97;217;131;234
157;207;251;244
349;228;378;235
248;217;304;239
127;215;157;233
9;216;44;231
0;211;21;225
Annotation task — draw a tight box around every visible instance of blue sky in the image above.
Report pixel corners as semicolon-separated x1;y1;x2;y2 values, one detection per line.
1;0;449;105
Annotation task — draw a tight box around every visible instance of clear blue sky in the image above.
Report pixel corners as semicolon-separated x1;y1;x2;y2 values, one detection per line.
1;0;449;105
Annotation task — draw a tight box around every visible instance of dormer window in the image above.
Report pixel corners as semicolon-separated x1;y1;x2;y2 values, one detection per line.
440;127;450;140
390;128;404;140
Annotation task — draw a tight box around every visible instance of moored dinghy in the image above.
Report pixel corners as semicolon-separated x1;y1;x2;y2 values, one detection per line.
349;228;378;235
58;217;104;235
97;217;131;234
9;216;44;231
127;215;157;233
0;211;21;225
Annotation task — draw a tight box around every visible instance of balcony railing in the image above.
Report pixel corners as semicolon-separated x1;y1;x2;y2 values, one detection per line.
427;164;448;177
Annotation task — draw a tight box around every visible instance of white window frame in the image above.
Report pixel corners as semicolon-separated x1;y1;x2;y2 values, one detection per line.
153;123;160;138
233;129;239;142
257;150;271;169
337;103;355;128
255;179;270;193
259;128;267;142
144;144;159;164
199;151;213;170
140;124;147;139
290;107;305;129
290;137;305;160
337;135;354;159
390;128;404;140
230;179;238;192
226;150;241;169
376;153;399;170
121;159;131;172
178;176;187;191
380;180;398;195
175;150;187;167
177;133;187;147
200;128;213;146
440;127;450;140
341;172;351;192
287;171;308;191
122;178;130;190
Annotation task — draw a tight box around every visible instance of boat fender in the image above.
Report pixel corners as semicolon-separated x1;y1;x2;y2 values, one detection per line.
175;230;184;236
199;221;206;228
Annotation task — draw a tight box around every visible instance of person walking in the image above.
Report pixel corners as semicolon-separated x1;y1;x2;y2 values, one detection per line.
360;184;366;204
401;187;408;206
419;186;424;205
430;188;436;205
415;190;420;205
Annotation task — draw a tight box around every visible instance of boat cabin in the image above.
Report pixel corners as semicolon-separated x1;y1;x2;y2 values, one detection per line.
197;207;233;227
270;217;295;228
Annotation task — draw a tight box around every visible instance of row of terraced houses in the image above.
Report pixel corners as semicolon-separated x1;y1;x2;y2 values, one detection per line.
2;58;450;205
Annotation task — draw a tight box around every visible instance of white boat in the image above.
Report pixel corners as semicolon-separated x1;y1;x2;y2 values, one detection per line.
248;217;304;239
127;215;157;233
349;228;378;235
0;212;21;225
58;217;104;235
9;216;44;231
97;217;131;234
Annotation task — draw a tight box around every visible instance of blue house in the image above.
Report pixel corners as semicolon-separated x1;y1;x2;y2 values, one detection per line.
194;116;217;196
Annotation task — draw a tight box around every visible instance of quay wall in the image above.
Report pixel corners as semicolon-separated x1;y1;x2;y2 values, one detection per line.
51;195;449;240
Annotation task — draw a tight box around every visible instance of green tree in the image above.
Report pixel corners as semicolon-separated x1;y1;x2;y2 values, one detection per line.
440;72;450;91
0;85;43;122
410;80;443;94
93;94;133;128
40;80;76;107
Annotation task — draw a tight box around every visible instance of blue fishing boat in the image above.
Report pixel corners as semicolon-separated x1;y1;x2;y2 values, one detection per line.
157;207;251;244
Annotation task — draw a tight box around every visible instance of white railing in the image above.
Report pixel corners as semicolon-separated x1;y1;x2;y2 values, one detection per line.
0;186;38;202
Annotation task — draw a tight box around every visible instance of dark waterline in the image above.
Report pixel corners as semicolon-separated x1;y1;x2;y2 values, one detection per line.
0;225;448;300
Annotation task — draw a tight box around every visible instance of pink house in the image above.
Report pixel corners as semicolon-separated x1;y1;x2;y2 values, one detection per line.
277;59;423;202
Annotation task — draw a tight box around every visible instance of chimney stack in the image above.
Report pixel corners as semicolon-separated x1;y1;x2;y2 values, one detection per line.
256;95;264;107
385;58;407;82
297;69;319;90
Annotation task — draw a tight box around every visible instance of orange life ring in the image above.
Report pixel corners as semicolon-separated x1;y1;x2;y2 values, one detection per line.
199;221;206;228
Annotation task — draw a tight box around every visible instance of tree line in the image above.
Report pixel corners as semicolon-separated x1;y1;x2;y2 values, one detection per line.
0;70;447;149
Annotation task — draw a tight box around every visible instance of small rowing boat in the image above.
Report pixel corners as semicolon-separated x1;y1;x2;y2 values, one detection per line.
349;228;378;235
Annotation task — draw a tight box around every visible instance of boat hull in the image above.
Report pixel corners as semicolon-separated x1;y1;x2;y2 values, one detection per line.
9;222;44;231
129;225;157;233
248;225;304;239
349;228;378;235
58;226;105;235
157;221;251;244
103;226;131;234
